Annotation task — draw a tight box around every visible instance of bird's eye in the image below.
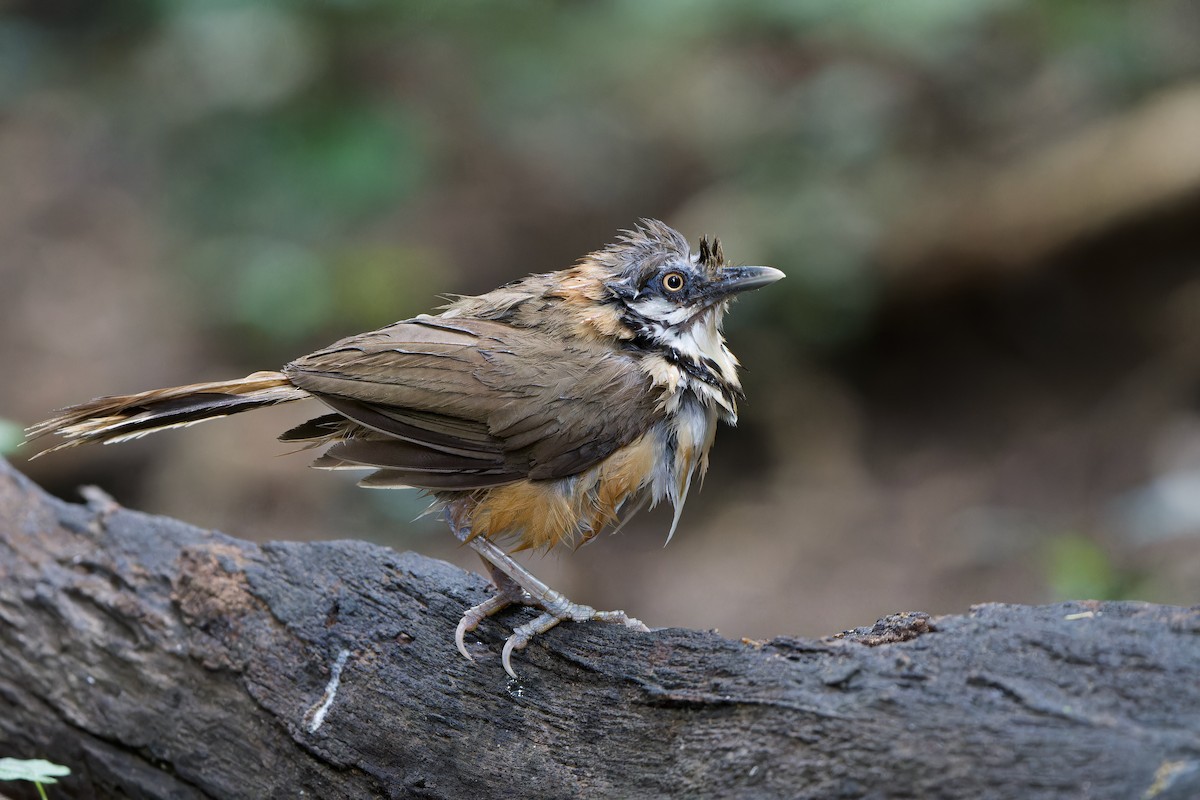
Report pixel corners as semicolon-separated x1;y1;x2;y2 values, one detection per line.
662;272;686;293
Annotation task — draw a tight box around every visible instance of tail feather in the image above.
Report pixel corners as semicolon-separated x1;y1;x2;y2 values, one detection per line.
26;371;308;457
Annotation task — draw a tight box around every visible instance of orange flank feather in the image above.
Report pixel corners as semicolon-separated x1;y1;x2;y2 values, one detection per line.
589;433;658;534
468;480;578;552
468;433;658;551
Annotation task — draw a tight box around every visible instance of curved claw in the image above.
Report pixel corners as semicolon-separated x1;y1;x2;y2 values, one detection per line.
455;592;523;663
501;634;521;679
502;611;563;679
455;616;476;662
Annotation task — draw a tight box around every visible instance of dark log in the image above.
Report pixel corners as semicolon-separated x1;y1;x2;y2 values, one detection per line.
0;455;1198;800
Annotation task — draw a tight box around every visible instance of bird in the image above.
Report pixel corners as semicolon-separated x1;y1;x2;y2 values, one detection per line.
27;219;784;677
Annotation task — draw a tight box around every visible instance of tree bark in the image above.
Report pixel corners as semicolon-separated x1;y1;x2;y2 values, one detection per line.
0;456;1197;800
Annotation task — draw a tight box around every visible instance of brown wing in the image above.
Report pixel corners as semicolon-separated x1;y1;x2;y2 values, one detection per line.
282;316;657;490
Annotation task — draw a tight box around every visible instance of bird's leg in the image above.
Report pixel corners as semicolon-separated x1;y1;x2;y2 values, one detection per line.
466;534;649;678
444;508;648;678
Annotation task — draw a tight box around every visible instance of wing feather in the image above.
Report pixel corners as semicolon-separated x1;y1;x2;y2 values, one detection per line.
283;316;656;489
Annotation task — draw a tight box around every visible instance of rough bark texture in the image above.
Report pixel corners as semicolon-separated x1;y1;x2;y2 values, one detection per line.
0;456;1197;800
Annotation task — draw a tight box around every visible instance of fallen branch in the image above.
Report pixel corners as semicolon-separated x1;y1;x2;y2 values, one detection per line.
0;456;1197;799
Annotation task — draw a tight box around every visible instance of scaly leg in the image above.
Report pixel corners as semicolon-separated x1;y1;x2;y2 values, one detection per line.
445;509;649;678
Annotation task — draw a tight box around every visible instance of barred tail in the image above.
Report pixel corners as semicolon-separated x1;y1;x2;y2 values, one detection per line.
25;371;309;457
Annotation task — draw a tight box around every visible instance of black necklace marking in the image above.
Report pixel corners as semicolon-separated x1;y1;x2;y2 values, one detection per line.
623;324;744;407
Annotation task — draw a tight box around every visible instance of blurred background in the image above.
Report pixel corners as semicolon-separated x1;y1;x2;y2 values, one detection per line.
2;0;1199;639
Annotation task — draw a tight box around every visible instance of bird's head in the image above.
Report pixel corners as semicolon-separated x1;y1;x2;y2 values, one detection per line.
593;220;784;334
552;219;783;354
445;220;783;356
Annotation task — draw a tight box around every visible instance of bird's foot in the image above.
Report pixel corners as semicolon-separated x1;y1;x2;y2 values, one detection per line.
500;601;649;679
451;527;649;677
455;584;532;662
457;589;648;678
